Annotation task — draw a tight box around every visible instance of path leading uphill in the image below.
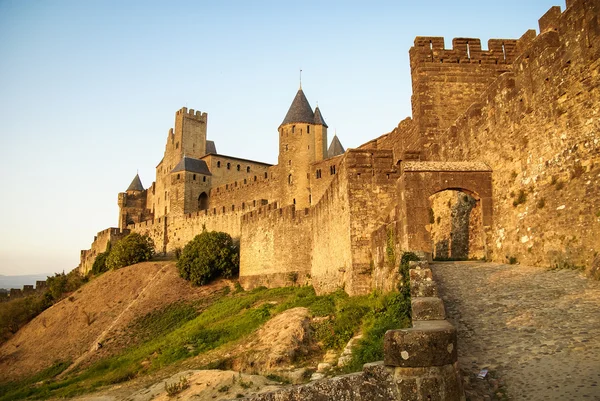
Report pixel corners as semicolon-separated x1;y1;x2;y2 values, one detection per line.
431;262;600;401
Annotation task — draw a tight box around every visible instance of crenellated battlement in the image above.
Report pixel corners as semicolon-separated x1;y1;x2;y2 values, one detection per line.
241;203;310;224
411;36;517;65
176;107;207;121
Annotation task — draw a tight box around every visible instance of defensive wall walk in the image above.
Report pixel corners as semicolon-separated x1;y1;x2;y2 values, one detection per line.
432;261;600;400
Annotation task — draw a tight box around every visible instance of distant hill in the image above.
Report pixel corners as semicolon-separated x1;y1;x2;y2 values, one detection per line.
0;274;51;290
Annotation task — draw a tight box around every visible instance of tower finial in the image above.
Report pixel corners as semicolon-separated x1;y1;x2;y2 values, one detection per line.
299;69;302;89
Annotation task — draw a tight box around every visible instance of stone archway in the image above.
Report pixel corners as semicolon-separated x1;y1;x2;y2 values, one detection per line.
198;192;209;211
396;161;493;260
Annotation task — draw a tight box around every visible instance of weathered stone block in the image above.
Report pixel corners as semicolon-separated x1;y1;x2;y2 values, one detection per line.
384;320;457;367
408;260;429;269
411;297;446;320
409;269;438;297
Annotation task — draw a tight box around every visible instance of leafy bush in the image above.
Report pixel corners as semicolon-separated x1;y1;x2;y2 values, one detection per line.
0;294;52;343
177;231;239;286
106;233;155;270
46;270;86;302
91;242;111;275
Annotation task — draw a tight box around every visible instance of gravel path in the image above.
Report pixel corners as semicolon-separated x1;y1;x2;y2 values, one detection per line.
431;261;600;401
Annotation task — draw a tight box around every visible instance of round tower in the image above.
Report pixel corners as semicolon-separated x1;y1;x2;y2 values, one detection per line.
278;88;327;208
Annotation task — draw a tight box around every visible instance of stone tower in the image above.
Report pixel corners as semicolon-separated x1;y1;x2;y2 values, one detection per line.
278;88;328;208
118;174;150;229
152;108;208;219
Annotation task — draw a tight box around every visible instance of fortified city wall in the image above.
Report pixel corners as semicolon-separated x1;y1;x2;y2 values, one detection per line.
429;0;600;268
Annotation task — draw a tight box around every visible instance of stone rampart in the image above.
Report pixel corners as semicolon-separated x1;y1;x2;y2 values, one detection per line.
431;0;600;268
78;227;130;275
240;204;312;289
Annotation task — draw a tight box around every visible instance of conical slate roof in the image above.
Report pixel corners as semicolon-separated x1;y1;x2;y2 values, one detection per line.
171;156;212;175
313;106;328;127
280;89;314;127
327;135;345;158
126;174;144;192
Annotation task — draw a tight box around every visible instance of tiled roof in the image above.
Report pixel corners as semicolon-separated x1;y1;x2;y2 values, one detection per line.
171;156;212;175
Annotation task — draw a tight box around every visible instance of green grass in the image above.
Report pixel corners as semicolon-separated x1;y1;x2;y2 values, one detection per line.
0;285;411;400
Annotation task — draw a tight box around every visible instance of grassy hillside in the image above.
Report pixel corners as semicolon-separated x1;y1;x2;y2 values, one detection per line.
0;262;411;400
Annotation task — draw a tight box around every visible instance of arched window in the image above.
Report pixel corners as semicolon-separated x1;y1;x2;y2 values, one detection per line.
237;164;240;171
292;125;295;133
227;162;231;169
246;166;250;172
288;174;292;185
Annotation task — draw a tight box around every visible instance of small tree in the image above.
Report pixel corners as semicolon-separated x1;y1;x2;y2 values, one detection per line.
106;233;155;270
177;231;239;286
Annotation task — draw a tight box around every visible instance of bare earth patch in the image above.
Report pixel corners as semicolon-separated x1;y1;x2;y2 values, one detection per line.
0;261;230;382
67;369;282;401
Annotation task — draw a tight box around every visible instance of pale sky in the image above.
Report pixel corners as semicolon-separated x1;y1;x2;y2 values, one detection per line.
0;0;562;276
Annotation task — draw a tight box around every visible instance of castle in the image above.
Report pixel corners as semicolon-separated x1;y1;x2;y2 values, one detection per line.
80;0;599;295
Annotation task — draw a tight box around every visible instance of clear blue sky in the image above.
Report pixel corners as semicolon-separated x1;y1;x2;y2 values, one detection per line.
0;0;562;276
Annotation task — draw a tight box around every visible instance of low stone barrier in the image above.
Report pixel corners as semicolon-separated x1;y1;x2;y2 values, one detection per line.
233;260;464;401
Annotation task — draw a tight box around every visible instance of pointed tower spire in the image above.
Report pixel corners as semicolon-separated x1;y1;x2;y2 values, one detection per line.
126;173;144;192
280;88;314;127
313;106;328;127
328;134;345;158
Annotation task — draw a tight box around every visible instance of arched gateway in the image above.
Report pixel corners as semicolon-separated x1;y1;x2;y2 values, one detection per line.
396;161;493;260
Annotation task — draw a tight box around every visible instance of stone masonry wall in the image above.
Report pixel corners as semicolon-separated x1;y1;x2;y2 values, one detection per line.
310;160;352;294
208;165;278;215
240;204;312;290
409;36;517;156
345;149;400;295
129;209;243;254
432;0;600;268
79;227;130;275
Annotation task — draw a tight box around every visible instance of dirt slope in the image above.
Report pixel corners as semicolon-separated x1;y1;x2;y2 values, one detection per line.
0;261;229;382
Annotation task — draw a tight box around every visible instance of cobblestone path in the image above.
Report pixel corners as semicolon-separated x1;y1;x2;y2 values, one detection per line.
431;262;600;401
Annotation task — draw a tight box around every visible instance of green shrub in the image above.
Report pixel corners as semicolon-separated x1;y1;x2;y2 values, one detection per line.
106;233;155;270
345;292;411;371
46;270;86;302
91;242;112;276
177;231;239;286
91;252;109;275
0;294;52;343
